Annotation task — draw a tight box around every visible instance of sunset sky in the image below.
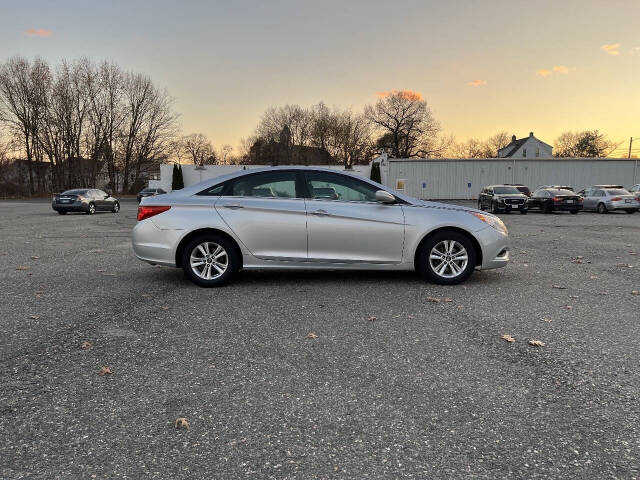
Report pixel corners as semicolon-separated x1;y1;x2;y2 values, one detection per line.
2;0;639;155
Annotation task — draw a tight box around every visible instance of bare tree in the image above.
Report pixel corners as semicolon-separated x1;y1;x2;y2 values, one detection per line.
365;91;444;158
182;133;215;165
331;110;372;167
554;130;617;157
256;104;313;147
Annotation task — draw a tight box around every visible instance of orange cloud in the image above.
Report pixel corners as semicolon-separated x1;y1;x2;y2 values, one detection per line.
536;69;553;77
23;28;52;37
552;65;569;74
467;80;486;87
375;89;423;101
601;43;620;56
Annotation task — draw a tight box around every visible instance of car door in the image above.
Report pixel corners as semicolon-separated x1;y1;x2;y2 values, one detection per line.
95;189;109;210
214;170;308;260
303;170;405;263
583;189;596;210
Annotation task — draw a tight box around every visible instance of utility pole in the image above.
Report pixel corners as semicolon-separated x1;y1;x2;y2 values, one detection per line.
629;137;633;159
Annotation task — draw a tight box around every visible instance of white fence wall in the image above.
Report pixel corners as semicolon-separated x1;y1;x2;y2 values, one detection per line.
383;158;640;200
151;164;372;191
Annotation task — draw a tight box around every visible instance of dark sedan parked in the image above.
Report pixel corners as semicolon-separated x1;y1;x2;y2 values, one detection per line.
137;187;167;203
527;188;582;214
52;189;120;215
478;185;529;214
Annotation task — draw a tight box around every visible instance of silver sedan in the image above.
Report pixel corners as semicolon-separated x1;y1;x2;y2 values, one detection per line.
132;167;509;286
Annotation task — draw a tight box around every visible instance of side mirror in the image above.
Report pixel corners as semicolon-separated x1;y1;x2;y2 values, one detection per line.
104;194;110;199
375;190;396;204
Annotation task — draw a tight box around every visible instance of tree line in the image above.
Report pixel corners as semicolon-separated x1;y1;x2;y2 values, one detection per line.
0;56;627;195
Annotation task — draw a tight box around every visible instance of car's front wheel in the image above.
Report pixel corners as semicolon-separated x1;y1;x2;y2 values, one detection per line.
181;234;239;287
57;210;67;215
417;231;477;285
597;203;607;214
112;201;120;213
87;202;96;215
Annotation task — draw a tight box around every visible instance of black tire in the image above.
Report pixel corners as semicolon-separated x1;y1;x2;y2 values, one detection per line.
626;209;637;214
520;209;528;215
597;203;607;214
181;233;240;287
112;201;120;213
87;202;96;215
570;209;579;215
543;202;553;214
491;201;498;214
57;210;67;215
477;201;483;211
416;230;477;285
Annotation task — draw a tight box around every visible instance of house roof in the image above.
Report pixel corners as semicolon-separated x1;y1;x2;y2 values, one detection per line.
499;137;530;157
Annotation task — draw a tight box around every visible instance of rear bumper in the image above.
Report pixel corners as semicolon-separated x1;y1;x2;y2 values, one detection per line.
610;201;640;210
132;219;179;267
52;201;89;212
553;204;583;211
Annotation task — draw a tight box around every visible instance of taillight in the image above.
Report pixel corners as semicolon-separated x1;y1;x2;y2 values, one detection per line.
611;197;622;201
137;205;171;221
553;196;560;202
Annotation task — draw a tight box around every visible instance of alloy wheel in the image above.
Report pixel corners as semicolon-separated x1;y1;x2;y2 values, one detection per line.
189;242;228;280
429;240;469;279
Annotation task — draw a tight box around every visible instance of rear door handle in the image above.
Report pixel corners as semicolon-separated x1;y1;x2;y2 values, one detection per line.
310;209;330;216
222;204;244;209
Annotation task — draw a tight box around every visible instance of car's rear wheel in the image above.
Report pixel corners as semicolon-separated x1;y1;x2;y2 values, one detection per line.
570;209;579;214
87;202;96;215
597;203;607;214
57;211;67;215
181;234;239;287
112;201;120;213
520;209;528;215
417;231;477;285
543;203;553;214
626;209;637;214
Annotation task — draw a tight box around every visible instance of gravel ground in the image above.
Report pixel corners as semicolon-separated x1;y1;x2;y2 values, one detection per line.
1;199;639;479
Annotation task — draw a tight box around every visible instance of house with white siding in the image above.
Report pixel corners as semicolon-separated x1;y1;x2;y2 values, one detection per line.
498;132;553;158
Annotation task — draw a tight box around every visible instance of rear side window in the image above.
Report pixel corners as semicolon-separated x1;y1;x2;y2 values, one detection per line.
230;171;298;198
604;189;630;196
197;183;227;196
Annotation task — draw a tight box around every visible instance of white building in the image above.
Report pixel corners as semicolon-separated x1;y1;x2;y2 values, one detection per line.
498;132;552;158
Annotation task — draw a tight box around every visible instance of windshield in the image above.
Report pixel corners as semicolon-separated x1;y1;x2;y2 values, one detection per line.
494;187;520;194
605;189;630;196
548;189;574;196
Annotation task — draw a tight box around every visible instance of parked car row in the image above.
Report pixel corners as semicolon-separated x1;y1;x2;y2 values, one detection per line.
51;187;168;214
478;184;640;214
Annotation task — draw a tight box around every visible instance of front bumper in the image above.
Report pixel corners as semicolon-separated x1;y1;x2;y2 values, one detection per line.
475;226;510;270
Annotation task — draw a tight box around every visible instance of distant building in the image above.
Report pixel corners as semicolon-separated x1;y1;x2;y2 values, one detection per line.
246;126;337;166
498;132;552;158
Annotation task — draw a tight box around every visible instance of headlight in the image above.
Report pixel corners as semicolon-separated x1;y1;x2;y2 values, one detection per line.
471;212;508;235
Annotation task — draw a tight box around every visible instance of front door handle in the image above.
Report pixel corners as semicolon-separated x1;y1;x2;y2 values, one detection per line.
222;204;244;209
310;209;330;216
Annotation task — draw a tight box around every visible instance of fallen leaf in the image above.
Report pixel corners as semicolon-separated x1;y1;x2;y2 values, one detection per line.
15;266;30;271
572;259;584;264
426;297;441;303
81;341;92;350
565;305;573;311
501;334;515;343
102;273;116;277
631;290;639;295
98;367;112;376
575;256;584;260
175;417;190;429
590;275;598;280
366;315;377;322
568;295;579;299
542;317;553;323
28;315;39;319
443;298;453;303
97;269;106;272
529;340;545;347
523;263;529;267
552;285;566;290
161;306;169;311
142;294;152;298
306;332;318;339
30;255;40;260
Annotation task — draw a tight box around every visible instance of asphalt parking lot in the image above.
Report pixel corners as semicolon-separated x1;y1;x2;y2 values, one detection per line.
1;199;639;479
